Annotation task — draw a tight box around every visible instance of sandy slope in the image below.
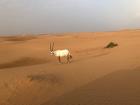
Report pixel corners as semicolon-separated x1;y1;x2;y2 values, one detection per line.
0;30;140;105
44;69;140;105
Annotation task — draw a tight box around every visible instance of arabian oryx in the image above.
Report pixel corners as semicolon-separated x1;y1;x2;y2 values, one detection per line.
49;42;72;63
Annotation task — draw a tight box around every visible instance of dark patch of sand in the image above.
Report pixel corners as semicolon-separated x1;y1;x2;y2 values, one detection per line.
0;57;48;69
2;36;36;42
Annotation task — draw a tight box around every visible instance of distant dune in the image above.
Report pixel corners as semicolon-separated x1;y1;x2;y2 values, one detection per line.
0;30;140;105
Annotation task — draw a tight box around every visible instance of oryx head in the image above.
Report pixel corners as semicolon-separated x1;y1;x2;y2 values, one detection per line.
50;42;54;55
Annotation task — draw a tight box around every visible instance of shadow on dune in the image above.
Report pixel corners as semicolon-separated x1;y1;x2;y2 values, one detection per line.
2;36;36;42
0;57;48;69
43;68;140;105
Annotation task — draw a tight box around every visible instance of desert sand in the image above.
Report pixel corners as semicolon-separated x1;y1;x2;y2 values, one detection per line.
0;30;140;105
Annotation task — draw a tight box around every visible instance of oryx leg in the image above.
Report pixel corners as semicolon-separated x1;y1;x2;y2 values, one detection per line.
58;56;61;63
67;56;70;63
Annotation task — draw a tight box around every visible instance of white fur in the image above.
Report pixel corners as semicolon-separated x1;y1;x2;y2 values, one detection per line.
49;42;72;63
52;49;70;57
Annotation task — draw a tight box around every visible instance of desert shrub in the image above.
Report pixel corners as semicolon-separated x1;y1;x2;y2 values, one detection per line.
105;42;118;48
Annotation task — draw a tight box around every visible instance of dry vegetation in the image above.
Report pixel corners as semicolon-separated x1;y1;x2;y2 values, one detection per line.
27;74;61;84
105;42;118;48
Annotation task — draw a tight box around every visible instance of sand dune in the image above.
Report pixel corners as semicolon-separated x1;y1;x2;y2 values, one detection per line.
0;30;140;105
44;68;140;105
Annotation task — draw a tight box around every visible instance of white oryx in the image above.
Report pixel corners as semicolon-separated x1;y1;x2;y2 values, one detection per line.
49;42;72;63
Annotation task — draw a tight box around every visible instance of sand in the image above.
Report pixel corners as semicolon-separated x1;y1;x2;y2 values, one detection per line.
0;30;140;105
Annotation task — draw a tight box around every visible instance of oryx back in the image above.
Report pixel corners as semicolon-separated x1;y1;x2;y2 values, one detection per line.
54;49;70;57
